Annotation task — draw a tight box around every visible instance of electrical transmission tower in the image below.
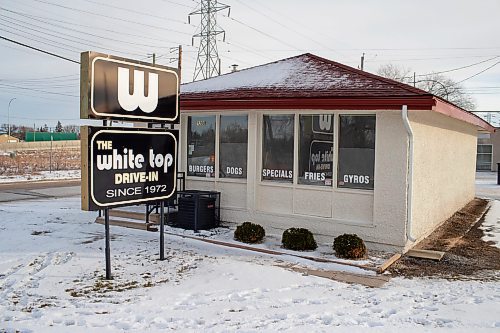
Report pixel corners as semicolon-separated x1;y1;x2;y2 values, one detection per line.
189;0;230;81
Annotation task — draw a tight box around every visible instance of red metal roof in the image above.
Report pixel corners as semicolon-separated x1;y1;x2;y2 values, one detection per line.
181;53;430;99
180;53;494;132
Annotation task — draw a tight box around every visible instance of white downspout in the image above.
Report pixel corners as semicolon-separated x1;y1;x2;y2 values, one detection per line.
402;105;416;242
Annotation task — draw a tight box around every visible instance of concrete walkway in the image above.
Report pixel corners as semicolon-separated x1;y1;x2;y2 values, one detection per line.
475;172;500;200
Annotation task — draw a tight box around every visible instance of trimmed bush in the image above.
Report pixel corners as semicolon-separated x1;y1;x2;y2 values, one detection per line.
281;228;317;251
333;234;367;259
234;222;265;244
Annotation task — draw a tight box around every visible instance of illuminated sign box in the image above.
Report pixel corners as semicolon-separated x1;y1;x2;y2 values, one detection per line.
81;127;178;211
80;51;179;122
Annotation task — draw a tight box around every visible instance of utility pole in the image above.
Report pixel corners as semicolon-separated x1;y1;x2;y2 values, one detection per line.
7;98;16;141
189;0;230;81
147;53;157;65
413;72;416;87
178;45;182;83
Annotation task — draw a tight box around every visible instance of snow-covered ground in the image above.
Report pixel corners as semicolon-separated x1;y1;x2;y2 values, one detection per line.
0;197;499;332
481;200;500;249
0;170;80;183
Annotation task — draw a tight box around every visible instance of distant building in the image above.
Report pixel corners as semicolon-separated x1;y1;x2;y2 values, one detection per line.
24;132;78;142
0;134;20;144
180;53;494;251
477;129;499;171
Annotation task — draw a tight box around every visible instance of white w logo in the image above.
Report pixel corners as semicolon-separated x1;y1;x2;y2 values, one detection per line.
319;115;332;131
117;67;158;113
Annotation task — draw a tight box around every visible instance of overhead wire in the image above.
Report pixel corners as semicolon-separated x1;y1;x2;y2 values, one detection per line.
232;0;345;57
0;35;80;64
0;8;187;50
0;15;148;57
0;83;78;97
31;0;192;36
78;0;193;26
2;4;195;47
223;15;302;52
457;61;500;84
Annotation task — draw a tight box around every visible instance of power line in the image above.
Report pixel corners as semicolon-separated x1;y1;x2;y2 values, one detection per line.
0;24;84;54
0;35;79;64
79;0;192;25
0;8;184;50
31;0;192;36
0;83;78;97
159;0;197;9
0;88;77;103
2;4;193;47
232;0;345;57
458;61;500;83
0;15;147;58
416;55;500;77
1;74;78;81
223;15;301;52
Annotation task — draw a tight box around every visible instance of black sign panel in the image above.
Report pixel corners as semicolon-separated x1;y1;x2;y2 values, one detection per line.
81;127;178;211
80;52;179;122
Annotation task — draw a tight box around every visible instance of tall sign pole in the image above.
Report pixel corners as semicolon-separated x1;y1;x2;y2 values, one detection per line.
80;51;180;279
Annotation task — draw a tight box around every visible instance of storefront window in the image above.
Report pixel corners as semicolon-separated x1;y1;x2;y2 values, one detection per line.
477;144;492;171
187;115;216;177
338;115;376;190
220;115;248;178
298;114;334;186
262;115;294;182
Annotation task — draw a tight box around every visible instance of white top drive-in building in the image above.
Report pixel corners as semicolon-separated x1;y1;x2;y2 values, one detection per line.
179;53;493;251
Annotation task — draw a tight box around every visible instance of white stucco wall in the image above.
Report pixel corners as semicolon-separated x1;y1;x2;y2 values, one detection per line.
371;111;409;249
408;111;477;247
180;110;412;251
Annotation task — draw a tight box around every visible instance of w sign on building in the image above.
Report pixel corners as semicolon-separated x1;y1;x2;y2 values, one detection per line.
80;52;179;122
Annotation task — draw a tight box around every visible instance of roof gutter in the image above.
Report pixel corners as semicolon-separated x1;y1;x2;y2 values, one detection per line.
402;105;416;243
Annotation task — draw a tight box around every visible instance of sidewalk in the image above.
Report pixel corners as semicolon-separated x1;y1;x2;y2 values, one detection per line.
475;171;500;200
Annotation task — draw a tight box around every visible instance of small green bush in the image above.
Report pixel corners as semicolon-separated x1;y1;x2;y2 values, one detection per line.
234;222;265;244
281;228;317;251
333;234;367;259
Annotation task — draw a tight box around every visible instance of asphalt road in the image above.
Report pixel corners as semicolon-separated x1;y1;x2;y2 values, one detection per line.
0;179;80;202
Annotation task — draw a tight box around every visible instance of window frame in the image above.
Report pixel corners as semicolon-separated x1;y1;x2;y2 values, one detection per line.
476;144;493;171
219;114;249;180
336;114;376;191
261;113;295;184
185;113;249;183
297;113;335;187
186;114;217;178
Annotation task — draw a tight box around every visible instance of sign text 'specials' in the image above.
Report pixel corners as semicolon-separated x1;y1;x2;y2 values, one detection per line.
81;127;178;211
80;51;179;122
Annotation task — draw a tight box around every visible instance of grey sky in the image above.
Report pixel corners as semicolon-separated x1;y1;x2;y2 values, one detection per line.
1;0;499;127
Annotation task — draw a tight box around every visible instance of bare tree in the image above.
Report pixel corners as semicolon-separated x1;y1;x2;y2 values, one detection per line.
376;64;476;110
416;73;476;110
62;125;79;133
377;64;413;84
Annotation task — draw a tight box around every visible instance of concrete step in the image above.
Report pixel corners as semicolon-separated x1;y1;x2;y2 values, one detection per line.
95;216;158;232
109;209;160;223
